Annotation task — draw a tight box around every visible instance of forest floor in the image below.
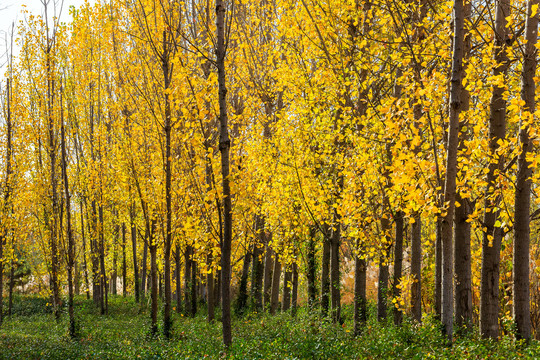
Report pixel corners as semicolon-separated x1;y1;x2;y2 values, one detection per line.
0;295;539;359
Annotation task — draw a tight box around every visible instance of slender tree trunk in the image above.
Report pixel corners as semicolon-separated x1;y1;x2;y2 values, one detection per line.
377;261;389;321
354;253;367;336
149;220;158;336
99;205;108;315
454;197;472;330
80;200;90;300
184;245;193;315
207;252;214;321
61;89;76;337
434;217;442;319
130;205;140;303
480;0;510;339
440;0;465;342
162;47;174;338
410;216;422;322
122;223;127;297
111;221;118;296
330;205;342;323
393;212;404;325
321;234;330;317
216;0;233;346
291;263;298;317
175;246;182;313
191;259;197;317
307;226;317;309
270;254;281;315
8;259;14;316
141;238;148;303
251;216;264;311
263;236;274;309
282;268;292;312
514;0;538;342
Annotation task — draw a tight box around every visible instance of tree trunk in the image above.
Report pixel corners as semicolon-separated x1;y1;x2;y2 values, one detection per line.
122;223;127;297
330;207;342;323
130;205;140;303
514;0;538;342
307;226;317;309
141;237;148;303
263;236;274;309
441;0;464;342
480;0;510;339
377;261;389;321
454;0;472;331
321;234;330;317
282;268;292;312
270;254;281;315
61;90;76;337
207;252;214;321
162;47;173;338
175;245;182;313
251;216;264;311
354;254;367;336
81;200;90;300
184;245;193;315
149;220;158;336
291;263;298;317
393;212;404;325
454;196;472;330
434;217;442;319
410;216;422;322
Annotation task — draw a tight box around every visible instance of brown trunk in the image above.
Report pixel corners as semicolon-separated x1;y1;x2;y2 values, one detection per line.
513;0;538;342
291;263;298;317
480;0;510;339
175;245;182;313
410;216;422;322
149;220;158;336
454;196;472;330
377;262;389;321
80;200;90;300
207;252;214;321
216;0;232;346
393;212;404;325
282;268;292;312
251;216;264;311
270;254;281;315
307;226;317;308
434;216;442;319
263;235;274;309
330;207;341;323
354;244;367;335
441;0;465;342
321;234;330;317
184;245;193;315
61;89;76;337
130;204;140;303
122;223;127;297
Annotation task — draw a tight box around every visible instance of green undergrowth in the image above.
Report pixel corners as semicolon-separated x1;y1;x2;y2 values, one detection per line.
0;295;539;359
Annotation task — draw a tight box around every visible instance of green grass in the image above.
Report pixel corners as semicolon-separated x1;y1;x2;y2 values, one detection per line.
0;296;539;359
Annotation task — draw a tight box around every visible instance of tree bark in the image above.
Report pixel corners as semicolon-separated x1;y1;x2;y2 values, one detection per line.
263;234;274;309
149;220;158;336
291;263;298;317
354;250;367;336
206;252;214;321
480;0;510;339
251;216;264;311
410;216;422;322
393;212;404;325
130;204;140;303
307;226;317;309
270;254;281;315
122;223;127;297
440;0;464;342
514;0;538;342
282;268;292;312
321;234;330;317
